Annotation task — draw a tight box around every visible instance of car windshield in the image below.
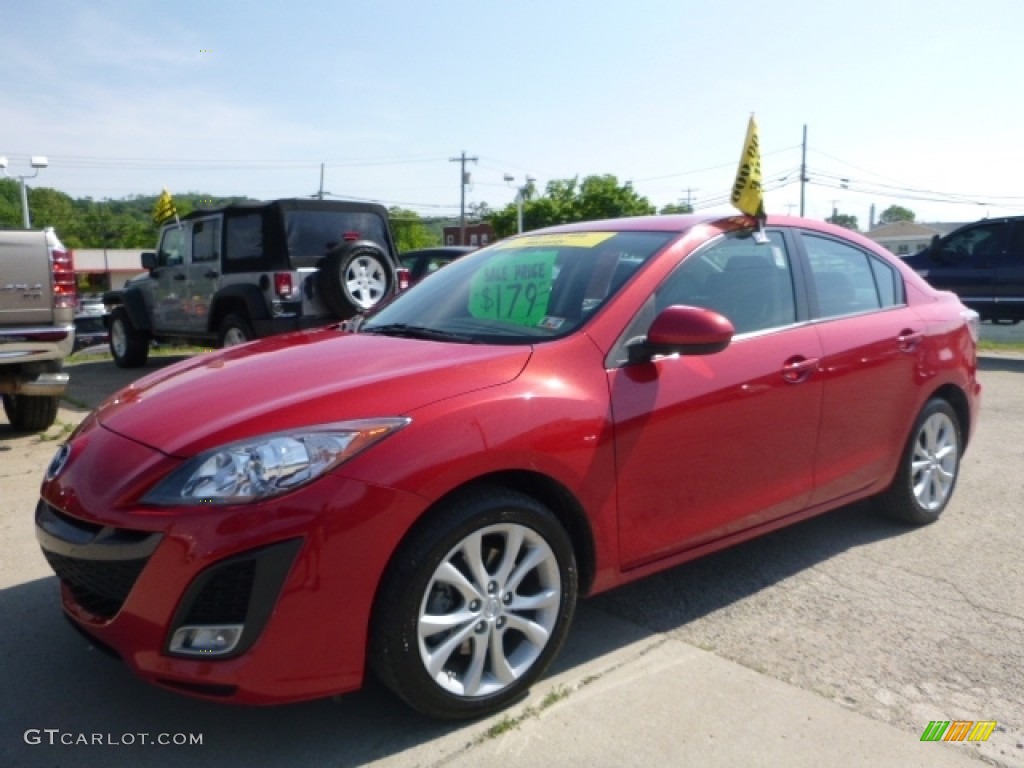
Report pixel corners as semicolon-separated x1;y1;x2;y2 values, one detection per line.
362;230;676;344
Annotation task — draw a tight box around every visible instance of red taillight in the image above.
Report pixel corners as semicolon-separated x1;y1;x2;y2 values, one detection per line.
396;267;411;292
274;272;293;298
342;231;361;242
52;247;77;309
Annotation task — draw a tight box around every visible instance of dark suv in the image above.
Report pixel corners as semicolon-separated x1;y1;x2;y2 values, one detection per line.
104;199;401;367
902;215;1024;323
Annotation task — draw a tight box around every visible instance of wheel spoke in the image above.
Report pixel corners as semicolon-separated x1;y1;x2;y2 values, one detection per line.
504;613;551;647
423;621;477;679
457;531;491;594
505;545;547;594
492;526;525;586
488;628;517;685
433;561;483;604
419;606;476;639
509;588;559;613
462;633;489;695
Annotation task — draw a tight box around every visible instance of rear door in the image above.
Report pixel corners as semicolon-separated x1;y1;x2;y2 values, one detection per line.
796;231;924;505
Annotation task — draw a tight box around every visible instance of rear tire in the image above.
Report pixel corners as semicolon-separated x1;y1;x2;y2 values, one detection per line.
370;486;577;719
876;398;962;525
109;307;149;368
2;394;59;432
219;313;255;347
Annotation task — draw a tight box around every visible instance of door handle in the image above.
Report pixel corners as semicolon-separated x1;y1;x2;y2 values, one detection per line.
204;270;219;279
897;329;924;353
173;274;187;281
781;356;820;384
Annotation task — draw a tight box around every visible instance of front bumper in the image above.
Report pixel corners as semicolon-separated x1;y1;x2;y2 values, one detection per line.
37;422;425;704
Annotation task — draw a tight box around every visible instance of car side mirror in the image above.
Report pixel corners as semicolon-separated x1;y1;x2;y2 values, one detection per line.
627;305;735;365
141;252;157;271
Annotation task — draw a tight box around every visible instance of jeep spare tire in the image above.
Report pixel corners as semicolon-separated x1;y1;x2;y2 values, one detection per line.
317;241;392;320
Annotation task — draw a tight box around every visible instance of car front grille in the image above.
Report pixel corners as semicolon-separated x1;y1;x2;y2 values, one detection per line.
35;501;162;621
42;550;149;619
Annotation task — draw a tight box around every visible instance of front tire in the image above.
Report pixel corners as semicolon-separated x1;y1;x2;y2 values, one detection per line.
2;394;59;432
877;398;962;525
371;486;578;719
109;307;149;368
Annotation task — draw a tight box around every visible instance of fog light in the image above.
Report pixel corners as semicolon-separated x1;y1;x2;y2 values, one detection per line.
169;625;244;656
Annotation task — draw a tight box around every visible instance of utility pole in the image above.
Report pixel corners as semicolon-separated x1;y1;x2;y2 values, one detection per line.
449;151;477;245
318;163;325;200
800;124;807;217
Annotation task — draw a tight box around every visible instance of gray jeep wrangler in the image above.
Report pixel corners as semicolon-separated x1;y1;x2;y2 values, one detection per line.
104;199;401;368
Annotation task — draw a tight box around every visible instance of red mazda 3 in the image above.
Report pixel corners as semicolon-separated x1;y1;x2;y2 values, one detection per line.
36;214;980;719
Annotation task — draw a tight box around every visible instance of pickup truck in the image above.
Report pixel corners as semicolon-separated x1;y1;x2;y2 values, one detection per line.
0;228;76;431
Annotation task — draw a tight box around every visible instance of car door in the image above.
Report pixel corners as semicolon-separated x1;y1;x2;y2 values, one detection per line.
993;219;1024;319
609;229;824;569
796;231;925;505
186;216;222;332
150;224;190;333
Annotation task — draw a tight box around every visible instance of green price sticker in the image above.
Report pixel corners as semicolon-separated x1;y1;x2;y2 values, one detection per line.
469;250;557;327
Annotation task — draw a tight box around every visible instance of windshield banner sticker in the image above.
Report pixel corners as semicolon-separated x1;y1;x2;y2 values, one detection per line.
492;232;615;250
469;250;557;327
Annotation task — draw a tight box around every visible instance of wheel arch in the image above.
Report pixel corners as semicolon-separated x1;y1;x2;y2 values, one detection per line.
208;285;268;333
367;469;597;656
108;289;152;332
928;382;973;448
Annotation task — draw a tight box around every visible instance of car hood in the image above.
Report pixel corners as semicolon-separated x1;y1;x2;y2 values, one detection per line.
96;329;531;457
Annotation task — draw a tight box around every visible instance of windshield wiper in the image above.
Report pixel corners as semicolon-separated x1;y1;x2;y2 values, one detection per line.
361;323;480;343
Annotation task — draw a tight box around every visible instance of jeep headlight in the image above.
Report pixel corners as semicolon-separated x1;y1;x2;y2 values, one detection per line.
144;418;410;505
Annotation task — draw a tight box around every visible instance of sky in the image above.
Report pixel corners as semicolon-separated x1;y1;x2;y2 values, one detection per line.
3;0;1024;229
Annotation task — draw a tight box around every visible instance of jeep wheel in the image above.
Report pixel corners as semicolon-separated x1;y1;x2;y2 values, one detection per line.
318;241;392;320
109;307;150;368
2;394;59;432
219;313;255;348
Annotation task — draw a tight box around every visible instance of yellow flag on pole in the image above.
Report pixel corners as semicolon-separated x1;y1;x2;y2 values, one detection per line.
731;115;764;219
152;187;178;225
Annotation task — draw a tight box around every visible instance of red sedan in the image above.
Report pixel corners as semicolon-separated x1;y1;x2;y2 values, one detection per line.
36;214;980;719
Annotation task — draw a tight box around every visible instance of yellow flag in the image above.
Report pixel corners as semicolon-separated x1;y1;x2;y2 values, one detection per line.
731;115;764;218
153;187;178;225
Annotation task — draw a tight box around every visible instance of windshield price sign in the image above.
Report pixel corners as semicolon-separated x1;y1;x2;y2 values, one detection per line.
469;250;557;327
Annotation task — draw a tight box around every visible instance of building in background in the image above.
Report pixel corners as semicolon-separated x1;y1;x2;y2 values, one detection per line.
865;221;966;256
73;249;146;296
442;222;495;247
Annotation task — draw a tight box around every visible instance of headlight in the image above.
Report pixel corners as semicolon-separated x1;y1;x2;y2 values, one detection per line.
144;418;410;505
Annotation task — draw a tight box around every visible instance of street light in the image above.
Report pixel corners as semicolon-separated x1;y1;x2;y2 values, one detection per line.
504;173;535;234
0;155;48;228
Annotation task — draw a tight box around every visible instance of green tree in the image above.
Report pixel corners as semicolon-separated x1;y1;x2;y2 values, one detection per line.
878;205;915;225
827;213;859;231
487;174;655;238
389;206;440;252
659;202;694;214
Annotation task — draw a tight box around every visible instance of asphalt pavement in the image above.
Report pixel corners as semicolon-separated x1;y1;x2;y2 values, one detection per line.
1;342;1021;767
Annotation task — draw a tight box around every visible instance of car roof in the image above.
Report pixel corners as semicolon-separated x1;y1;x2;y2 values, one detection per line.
183;198;390;221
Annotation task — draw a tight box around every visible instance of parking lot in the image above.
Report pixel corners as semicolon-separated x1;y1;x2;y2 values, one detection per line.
1;343;1022;767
